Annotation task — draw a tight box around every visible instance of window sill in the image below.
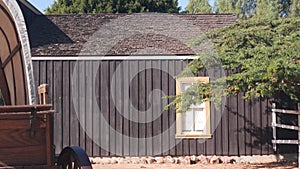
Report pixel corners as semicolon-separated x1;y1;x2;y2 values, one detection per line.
175;134;212;139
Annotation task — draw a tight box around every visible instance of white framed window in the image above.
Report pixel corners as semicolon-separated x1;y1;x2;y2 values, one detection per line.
175;77;212;138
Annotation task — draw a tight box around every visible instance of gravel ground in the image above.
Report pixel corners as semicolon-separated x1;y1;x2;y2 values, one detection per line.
92;162;297;169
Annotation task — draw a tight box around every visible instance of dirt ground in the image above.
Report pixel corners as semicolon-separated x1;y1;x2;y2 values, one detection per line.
92;162;297;169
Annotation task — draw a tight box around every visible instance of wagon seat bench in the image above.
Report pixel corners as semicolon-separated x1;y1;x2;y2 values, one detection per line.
0;84;92;169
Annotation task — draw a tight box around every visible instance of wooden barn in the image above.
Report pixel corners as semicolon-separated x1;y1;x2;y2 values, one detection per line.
10;0;296;158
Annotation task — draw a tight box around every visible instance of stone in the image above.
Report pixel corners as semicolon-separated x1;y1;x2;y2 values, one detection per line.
197;155;209;164
190;155;198;164
131;157;140;164
140;157;148;164
101;158;112;165
164;156;175;164
155;157;164;164
210;155;221;164
147;157;156;164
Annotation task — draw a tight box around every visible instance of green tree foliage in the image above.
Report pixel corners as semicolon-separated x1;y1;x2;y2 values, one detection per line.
215;0;293;19
186;0;212;14
290;0;300;17
168;17;300;113
46;0;180;14
216;0;235;13
255;0;279;19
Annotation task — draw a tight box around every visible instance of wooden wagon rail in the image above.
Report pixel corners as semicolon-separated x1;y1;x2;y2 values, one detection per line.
0;104;53;113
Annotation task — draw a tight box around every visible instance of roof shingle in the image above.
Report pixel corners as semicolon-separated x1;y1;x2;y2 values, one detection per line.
26;13;237;56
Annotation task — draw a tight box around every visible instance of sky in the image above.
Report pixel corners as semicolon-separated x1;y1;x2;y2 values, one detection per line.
28;0;190;13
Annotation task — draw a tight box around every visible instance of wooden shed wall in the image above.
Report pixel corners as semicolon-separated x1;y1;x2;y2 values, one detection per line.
32;60;273;157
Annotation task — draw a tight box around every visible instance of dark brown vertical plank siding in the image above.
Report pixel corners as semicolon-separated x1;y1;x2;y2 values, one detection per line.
161;60;170;156
69;61;79;148
174;60;183;156
32;60;274;157
228;95;238;156
100;61;109;156
145;61;153;156
222;97;229;155
32;61;39;90
252;98;262;155
78;61;86;150
152;60;162;156
129;61;139;156
62;61;70;148
245;99;252;155
53;61;63;154
237;93;245;156
123;61;130;156
168;60;176;156
46;61;54;105
39;61;47;84
115;61;123;156
109;61;116;156
138;60;146;156
261;98;269;155
92;61;101;156
85;61;93;155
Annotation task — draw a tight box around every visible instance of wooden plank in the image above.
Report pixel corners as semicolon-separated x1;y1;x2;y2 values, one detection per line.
38;60;47;85
92;61;100;156
251;99;261;155
237;93;245;155
129;61;139;156
274;123;299;130
115;61;123;156
0;104;52;113
152;60;162;156
69;61;79;147
0;115;30;130
272;140;299;144
138;60;146;156
32;61;40;93
62;60;70;150
53;60;63;154
244;98;252;155
174;60;183;156
109;61;116;156
0;128;46;148
161;60;170;156
45;114;53;166
228;95;238;156
0;145;46;166
168;60;176;156
272;109;299;115
100;61;109;156
46;60;54;105
123;61;130;156
78;61;86;151
222;97;229;155
145;61;153;156
85;60;93;156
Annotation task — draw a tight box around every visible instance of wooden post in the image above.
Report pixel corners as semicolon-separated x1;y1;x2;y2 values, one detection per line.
298;103;300;168
38;84;48;104
272;103;277;151
38;84;52;165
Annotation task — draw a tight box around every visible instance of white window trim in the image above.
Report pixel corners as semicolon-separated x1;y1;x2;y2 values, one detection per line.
175;77;212;139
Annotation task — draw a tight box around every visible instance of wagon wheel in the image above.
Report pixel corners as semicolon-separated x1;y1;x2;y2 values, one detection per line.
57;146;92;169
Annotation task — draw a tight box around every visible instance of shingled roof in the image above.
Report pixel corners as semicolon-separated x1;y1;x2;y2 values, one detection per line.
25;13;237;57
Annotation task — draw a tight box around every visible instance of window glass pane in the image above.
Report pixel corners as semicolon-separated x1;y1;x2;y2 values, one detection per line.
181;82;192;92
182;109;193;132
194;109;206;132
